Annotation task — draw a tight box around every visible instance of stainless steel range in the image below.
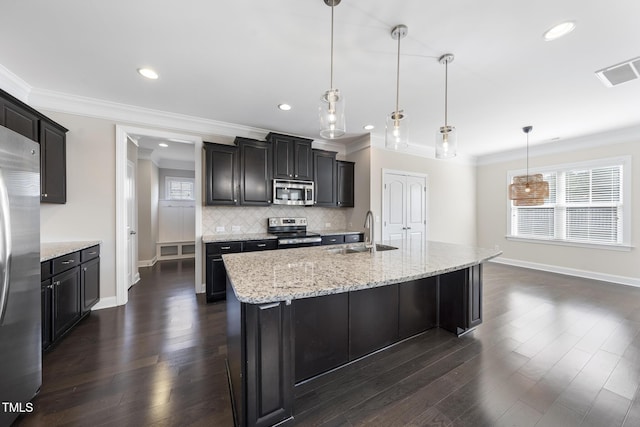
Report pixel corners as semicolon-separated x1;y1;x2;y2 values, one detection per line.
268;217;321;248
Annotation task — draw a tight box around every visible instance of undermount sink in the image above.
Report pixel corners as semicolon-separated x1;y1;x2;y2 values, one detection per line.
325;243;398;255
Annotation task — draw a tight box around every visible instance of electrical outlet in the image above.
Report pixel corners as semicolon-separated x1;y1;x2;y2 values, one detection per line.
216;226;225;233
232;225;241;232
325;222;331;228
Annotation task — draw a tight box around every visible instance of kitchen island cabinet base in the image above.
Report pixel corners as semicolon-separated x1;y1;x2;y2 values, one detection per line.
226;264;483;427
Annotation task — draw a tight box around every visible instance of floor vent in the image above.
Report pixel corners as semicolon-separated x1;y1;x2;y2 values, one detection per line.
596;56;640;87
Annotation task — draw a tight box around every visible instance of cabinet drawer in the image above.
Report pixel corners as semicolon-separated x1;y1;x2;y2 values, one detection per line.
206;242;243;256
244;239;277;252
52;252;81;274
345;233;363;243
321;235;345;245
81;245;100;262
41;260;52;281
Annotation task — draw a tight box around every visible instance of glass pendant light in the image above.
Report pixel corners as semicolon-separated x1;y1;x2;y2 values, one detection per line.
319;0;346;139
508;126;550;206
385;25;409;150
435;53;457;159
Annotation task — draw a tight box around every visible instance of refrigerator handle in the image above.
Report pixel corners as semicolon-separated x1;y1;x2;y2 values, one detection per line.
0;167;12;325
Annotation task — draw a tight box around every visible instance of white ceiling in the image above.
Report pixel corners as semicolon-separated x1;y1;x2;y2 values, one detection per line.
1;0;639;158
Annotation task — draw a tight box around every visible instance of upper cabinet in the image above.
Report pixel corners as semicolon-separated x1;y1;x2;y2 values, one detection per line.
236;137;272;205
0;89;67;204
313;149;337;207
267;133;313;181
204;142;238;205
337;161;355;208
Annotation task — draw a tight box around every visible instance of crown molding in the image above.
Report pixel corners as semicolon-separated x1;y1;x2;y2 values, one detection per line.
0;64;31;103
477;124;640;166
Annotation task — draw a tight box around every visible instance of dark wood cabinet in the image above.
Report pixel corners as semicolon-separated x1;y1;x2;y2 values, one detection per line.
345;233;364;243
243;239;277;252
40;120;67;203
0;88;67;204
0;94;38;140
399;277;437;339
41;246;100;351
206;241;243;302
204;142;238;205
293;293;349;382
267;132;313;181
321;234;345;245
313;149;337;207
349;285;399;359
236;137;272;205
336;160;355;207
438;265;483;336
81;255;100;313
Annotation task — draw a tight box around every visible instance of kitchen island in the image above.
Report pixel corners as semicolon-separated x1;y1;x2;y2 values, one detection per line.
224;240;501;427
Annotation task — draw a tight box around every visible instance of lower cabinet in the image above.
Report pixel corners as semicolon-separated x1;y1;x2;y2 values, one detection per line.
349;285;399;359
438;264;483;336
41;245;100;351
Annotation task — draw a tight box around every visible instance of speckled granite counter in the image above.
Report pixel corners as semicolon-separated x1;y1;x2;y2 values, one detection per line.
224;240;501;304
202;233;277;243
41;241;102;262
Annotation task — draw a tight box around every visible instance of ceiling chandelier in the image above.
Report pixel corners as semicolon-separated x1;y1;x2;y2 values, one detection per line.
385;24;409;150
435;53;457;159
508;126;549;206
318;0;346;139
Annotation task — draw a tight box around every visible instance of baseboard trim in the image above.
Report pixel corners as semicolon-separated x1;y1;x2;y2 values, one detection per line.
91;296;118;310
490;257;640;288
138;257;157;268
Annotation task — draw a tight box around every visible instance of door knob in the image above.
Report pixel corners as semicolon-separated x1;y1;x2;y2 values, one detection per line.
129;230;137;235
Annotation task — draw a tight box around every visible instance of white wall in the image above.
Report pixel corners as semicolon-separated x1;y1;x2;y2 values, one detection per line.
137;158;159;264
40;112;118;298
369;147;477;246
477;138;640;285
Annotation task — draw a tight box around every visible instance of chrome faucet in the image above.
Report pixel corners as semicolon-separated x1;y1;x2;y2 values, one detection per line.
364;210;376;253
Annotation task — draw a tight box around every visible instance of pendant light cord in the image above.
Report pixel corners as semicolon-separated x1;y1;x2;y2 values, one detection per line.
395;32;401;123
444;59;448;128
330;2;334;90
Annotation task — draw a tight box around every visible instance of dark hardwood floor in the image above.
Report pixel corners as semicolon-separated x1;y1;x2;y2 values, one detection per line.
16;260;640;426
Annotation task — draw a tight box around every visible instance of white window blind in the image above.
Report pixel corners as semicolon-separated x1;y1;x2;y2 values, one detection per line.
166;177;195;201
508;159;628;247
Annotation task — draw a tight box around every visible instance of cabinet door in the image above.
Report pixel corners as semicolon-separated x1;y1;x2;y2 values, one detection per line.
293;139;313;180
272;137;293;179
238;138;272;205
41;281;52;351
0;96;38;141
337;161;354;207
399;277;437;339
52;266;81;340
349;285;399;359
321;235;344;245
204;142;238;205
81;257;100;313
313;149;337;207
206;257;227;302
468;265;483;329
39;121;67;204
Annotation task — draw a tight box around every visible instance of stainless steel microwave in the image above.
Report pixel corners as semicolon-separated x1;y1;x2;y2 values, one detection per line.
273;179;314;206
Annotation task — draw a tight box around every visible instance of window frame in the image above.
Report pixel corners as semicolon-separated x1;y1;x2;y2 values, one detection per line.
506;156;632;251
165;176;195;201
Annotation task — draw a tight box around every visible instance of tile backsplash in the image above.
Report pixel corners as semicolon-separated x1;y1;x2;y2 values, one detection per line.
202;206;349;235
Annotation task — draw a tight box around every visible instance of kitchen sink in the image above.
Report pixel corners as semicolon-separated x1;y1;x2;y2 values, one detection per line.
325;244;398;254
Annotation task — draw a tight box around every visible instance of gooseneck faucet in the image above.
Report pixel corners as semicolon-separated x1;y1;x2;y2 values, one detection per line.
364;210;376;253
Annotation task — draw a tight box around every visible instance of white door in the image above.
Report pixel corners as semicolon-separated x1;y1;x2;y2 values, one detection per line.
126;160;138;289
382;171;427;244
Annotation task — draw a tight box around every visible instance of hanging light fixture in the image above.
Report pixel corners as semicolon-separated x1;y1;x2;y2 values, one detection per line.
385;25;409;150
319;0;346;139
508;126;549;206
435;53;457;159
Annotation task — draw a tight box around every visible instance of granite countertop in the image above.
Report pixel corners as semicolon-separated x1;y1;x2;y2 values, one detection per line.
202;233;278;243
224;240;502;304
41;241;102;262
314;229;364;236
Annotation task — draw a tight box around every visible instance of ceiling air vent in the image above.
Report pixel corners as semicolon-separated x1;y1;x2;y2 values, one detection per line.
595;56;640;87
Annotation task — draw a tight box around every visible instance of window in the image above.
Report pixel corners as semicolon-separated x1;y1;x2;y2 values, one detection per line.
508;157;630;248
165;176;195;201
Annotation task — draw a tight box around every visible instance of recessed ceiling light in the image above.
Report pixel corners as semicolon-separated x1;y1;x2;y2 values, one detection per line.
363;124;375;130
158;143;168;147
543;21;576;41
278;103;292;111
137;68;159;79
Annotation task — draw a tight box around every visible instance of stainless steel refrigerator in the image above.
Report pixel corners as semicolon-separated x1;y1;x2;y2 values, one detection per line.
0;125;41;426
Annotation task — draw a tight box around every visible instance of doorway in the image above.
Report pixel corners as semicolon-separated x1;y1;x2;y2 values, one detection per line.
115;125;203;307
382;170;427;245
